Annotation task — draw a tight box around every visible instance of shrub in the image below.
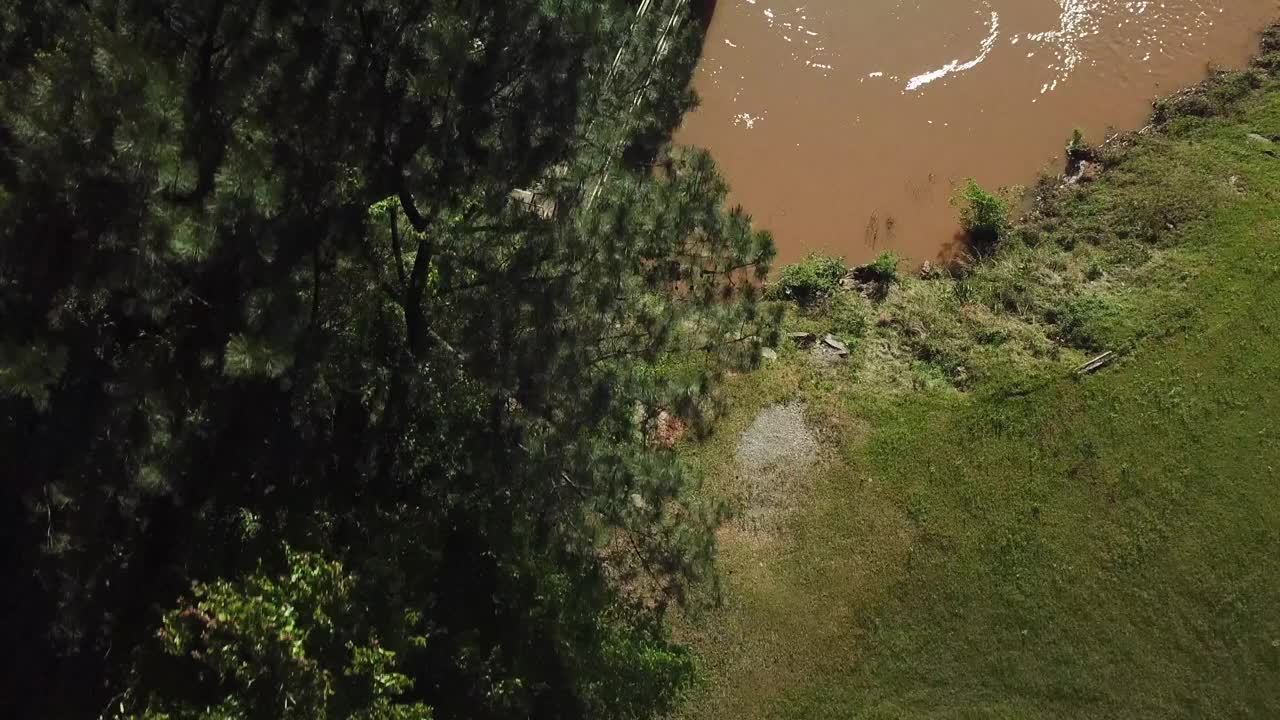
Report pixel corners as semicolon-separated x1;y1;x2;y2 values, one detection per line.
849;250;902;301
1253;25;1280;71
1066;128;1090;164
866;251;901;285
773;253;846;304
1084;260;1105;281
953;180;1010;248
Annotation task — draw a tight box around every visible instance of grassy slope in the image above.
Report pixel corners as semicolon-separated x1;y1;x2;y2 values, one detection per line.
674;68;1280;718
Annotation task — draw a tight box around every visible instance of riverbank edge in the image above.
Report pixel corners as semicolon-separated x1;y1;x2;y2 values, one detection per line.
670;21;1280;720
751;22;1280;399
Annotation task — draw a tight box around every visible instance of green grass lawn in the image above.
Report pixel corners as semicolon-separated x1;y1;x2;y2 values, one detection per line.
675;71;1280;719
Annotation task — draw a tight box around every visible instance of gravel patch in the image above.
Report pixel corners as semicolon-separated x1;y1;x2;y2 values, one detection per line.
733;402;819;536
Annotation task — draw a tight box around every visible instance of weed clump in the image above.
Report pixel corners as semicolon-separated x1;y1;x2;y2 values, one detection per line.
825;292;870;340
1050;293;1130;351
773;253;846;304
843;250;903;301
1066;129;1091;165
866;251;901;286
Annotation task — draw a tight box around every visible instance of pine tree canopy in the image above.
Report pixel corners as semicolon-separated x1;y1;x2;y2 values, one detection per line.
1;1;774;718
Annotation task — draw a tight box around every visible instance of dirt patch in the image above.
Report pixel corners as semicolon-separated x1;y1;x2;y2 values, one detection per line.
652;410;688;448
731;402;819;537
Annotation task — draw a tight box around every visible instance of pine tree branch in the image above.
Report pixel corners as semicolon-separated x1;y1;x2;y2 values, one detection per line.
437;276;495;296
622;527;675;608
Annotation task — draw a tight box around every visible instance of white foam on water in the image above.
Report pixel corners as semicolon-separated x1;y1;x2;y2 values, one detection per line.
736;1;838;73
906;10;1001;91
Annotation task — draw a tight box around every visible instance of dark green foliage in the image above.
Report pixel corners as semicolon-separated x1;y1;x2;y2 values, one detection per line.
773;253;846;304
577;610;697;718
0;1;773;718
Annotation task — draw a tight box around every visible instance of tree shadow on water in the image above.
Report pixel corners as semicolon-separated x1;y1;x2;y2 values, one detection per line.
936;226;1000;273
696;0;717;30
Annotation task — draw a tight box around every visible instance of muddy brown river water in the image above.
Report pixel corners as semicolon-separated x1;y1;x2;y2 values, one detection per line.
678;0;1280;266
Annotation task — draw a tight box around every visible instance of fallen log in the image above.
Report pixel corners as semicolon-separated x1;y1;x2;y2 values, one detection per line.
1074;351;1116;376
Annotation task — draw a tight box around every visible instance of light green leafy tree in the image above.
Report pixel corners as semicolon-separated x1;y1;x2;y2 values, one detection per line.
953;180;1012;247
119;550;430;720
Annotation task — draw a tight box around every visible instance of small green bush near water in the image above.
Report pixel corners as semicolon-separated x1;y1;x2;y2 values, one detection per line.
855;250;902;300
953;180;1010;247
866;251;901;286
1066;128;1088;162
1064;128;1098;171
773;253;846;303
